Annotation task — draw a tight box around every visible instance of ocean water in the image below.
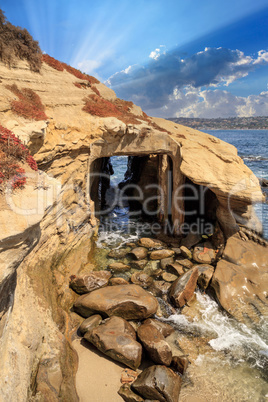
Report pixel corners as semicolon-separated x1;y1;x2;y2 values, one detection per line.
205;129;268;239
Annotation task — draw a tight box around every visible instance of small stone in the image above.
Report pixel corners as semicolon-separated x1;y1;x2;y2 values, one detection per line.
138;238;166;249
193;242;216;264
131;272;153;288
166;263;184;276
126;242;137;248
129;247;148;260
118;383;144;402
109;277;129;286
130;260;148;270
121;369;139;384
108;248;129;259
175;259;194;270
150;249;175;260
180;246;192;260
171;247;181;255
78;315;102;335
160;257;174;269
161;272;178;282
108;262;130;272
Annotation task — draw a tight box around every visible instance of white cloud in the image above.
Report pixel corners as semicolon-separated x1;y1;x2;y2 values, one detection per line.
106;47;268;115
148;87;268;118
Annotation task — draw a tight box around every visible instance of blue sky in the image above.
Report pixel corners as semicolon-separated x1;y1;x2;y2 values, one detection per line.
1;0;268;118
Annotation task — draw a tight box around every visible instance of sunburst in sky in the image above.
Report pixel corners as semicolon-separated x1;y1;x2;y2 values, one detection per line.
2;0;268;118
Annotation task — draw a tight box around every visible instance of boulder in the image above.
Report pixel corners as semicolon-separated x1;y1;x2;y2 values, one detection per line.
193;242;216;264
129;247;148;260
142;319;174;337
150;250;175;260
211;235;268;324
74;284;159;320
108;248;129;259
171;248;181;256
138;238;166;249
137;323;172;366
118;383;144;402
169;267;199;308
130;260;148;270
85;316;142;369
78;314;102;335
180;246;192;260
131;365;182;402
131;272;153;288
69;271;112;294
108;262;130;272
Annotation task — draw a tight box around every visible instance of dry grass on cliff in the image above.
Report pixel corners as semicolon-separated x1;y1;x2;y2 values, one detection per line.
6;84;47;121
0;9;42;72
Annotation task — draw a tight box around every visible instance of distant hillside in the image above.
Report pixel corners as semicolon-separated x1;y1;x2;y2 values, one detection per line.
168;116;268;130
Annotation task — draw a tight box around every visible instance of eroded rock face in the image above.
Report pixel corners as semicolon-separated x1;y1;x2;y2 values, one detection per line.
69;271;112;294
74;284;159;320
211;235;268;324
137;323;172;366
131;365;182;402
85;316;142;369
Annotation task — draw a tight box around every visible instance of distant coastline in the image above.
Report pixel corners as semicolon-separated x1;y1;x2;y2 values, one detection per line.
168;116;268;130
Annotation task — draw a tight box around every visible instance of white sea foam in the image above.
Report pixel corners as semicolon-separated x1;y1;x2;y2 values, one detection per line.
167;292;268;367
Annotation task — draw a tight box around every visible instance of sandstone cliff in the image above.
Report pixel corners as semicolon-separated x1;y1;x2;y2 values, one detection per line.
0;59;265;400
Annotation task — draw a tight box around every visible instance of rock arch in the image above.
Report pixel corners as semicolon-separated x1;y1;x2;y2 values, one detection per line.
87;130;185;233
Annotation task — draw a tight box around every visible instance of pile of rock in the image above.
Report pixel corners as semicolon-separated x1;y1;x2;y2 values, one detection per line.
70;235;220;401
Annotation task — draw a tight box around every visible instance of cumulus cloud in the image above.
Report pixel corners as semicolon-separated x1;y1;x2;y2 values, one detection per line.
106;47;268;116
146;87;268;118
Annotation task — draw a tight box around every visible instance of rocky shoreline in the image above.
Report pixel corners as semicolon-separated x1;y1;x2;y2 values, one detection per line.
70;233;268;401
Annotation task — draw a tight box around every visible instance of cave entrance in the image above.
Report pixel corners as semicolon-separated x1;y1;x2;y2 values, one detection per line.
89;153;177;238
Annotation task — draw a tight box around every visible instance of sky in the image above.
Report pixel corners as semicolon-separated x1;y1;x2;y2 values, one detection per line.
1;0;268;118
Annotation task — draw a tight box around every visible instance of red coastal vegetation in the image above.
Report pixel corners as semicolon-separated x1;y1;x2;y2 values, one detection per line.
0;125;38;190
6;84;47;121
